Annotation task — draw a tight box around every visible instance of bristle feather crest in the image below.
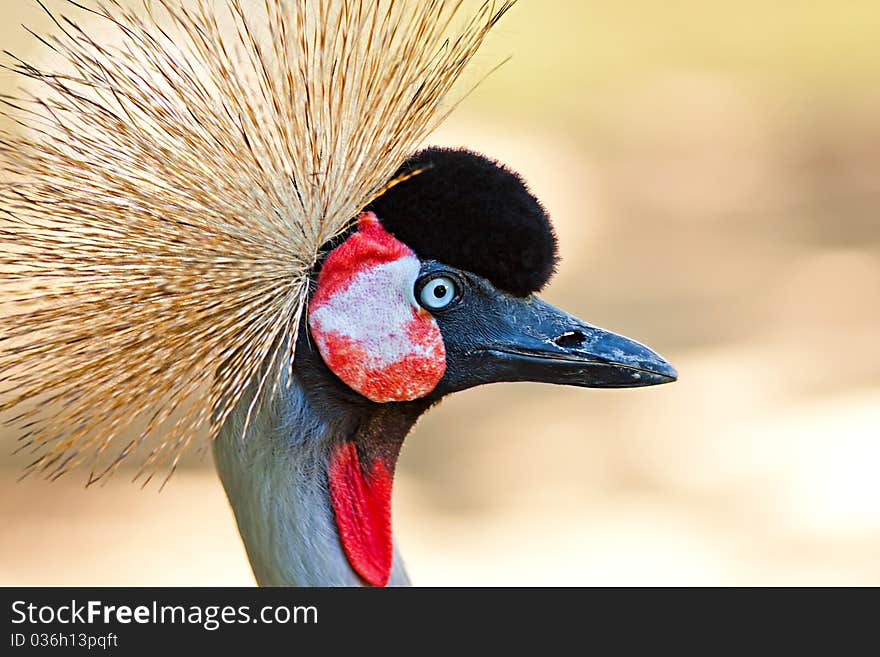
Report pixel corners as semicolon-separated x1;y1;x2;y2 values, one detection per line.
0;0;513;483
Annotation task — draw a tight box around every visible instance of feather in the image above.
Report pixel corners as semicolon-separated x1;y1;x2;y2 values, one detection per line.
0;0;514;484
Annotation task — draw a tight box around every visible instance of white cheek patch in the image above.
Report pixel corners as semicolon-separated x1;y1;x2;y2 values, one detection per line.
311;257;424;364
308;215;446;402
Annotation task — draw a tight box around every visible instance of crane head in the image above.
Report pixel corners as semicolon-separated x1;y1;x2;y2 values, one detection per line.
0;0;672;589
306;147;676;586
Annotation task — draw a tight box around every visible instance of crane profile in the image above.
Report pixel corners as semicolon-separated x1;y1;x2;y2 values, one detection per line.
0;0;676;586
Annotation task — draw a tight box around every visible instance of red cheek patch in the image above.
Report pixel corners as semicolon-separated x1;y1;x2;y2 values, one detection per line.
308;212;446;402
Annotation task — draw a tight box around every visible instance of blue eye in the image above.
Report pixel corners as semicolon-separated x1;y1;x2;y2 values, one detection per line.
418;276;457;311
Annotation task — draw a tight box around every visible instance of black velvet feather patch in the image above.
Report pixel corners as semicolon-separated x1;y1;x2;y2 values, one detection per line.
367;147;558;297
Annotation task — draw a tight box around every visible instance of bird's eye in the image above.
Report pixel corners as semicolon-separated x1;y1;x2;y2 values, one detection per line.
418;275;458;311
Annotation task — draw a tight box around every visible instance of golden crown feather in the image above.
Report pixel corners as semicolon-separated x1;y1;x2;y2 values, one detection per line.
0;0;514;485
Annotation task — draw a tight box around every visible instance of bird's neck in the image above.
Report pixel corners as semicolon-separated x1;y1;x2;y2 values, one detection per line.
212;366;418;587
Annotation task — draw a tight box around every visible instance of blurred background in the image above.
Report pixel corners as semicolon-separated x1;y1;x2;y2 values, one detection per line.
2;0;879;585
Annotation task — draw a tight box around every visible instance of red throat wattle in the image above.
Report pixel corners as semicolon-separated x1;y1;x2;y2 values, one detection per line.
328;441;398;587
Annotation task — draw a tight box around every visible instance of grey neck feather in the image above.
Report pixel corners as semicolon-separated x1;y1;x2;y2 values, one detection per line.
213;371;410;587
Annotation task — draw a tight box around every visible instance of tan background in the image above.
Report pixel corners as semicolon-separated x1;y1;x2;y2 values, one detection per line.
2;0;879;585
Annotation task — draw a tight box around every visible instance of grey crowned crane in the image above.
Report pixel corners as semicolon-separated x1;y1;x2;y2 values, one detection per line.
0;1;675;587
216;147;677;586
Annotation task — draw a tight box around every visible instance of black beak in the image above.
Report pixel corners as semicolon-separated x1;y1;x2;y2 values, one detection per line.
435;290;677;395
477;297;677;387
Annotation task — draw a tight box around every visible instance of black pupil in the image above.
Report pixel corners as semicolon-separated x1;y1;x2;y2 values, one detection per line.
433;283;447;299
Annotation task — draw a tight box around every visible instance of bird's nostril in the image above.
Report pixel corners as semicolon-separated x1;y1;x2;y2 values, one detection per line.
554;330;586;349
